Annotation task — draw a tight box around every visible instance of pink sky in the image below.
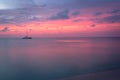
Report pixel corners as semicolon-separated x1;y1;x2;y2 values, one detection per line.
0;0;120;37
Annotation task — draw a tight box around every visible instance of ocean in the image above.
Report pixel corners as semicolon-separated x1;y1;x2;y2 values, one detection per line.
0;37;120;80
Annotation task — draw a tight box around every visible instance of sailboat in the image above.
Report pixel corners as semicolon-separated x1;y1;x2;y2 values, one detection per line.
22;36;32;39
22;29;32;39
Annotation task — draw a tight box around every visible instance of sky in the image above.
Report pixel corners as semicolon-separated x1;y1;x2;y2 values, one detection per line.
0;0;120;37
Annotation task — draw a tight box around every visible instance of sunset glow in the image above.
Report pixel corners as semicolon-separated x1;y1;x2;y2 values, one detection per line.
0;1;120;80
0;0;120;37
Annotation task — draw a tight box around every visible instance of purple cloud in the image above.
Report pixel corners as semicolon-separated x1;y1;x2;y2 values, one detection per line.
72;11;80;17
93;15;120;23
0;0;120;25
94;12;103;16
109;9;120;14
48;9;70;20
0;27;9;32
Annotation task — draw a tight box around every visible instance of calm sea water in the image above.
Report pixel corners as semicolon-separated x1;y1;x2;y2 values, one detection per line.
0;37;120;80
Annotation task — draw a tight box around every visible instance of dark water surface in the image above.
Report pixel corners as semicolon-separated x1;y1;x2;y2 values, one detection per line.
0;37;120;80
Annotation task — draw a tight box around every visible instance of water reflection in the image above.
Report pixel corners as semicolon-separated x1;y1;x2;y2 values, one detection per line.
0;38;120;80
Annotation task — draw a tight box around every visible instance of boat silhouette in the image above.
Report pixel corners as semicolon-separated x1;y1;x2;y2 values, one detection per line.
22;29;32;39
22;36;32;39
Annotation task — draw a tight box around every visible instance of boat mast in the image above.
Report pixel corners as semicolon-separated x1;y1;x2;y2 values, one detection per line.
26;28;29;37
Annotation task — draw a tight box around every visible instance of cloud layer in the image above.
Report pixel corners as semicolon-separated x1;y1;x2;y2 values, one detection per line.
0;0;120;36
0;0;120;25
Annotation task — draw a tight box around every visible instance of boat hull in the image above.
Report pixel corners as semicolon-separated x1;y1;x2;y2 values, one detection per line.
22;37;32;39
